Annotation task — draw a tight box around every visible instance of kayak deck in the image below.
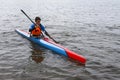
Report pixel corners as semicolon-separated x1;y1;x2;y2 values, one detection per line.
15;29;86;64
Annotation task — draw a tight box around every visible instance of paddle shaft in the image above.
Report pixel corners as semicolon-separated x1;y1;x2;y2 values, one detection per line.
21;9;58;43
21;10;35;25
45;31;58;43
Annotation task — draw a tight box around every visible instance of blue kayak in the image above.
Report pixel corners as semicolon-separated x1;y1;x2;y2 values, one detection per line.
15;29;86;64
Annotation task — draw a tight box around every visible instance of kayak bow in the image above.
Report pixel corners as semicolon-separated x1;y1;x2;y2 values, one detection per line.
15;29;86;64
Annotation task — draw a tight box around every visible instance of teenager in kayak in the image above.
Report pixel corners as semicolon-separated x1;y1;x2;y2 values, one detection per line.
29;17;45;38
29;16;57;42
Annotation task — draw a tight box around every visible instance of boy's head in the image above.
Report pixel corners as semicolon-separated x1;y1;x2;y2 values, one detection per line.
35;17;41;24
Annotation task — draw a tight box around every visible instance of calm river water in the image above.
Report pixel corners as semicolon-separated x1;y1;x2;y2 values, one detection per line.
0;0;120;80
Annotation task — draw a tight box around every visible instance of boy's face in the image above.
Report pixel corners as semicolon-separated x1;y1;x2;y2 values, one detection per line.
36;20;41;25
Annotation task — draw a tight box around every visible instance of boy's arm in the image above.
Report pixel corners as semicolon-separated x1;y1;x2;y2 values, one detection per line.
29;24;35;32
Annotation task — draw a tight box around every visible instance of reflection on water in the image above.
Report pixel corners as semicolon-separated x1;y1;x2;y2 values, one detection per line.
30;50;44;64
29;43;45;64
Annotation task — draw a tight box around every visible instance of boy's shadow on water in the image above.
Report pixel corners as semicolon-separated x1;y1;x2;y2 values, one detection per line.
29;42;46;63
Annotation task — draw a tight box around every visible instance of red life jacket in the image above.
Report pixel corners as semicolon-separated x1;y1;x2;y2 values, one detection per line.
31;26;42;36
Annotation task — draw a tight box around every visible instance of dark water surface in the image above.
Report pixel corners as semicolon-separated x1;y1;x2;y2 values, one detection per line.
0;0;120;80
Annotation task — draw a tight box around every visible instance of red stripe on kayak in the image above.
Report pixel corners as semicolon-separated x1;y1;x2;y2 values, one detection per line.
44;38;65;48
44;38;86;64
65;49;86;64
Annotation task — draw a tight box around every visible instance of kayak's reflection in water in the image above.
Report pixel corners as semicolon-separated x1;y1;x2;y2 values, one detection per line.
31;51;44;63
29;42;45;63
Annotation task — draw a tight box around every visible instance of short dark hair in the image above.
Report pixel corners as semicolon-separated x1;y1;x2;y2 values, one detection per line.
35;17;41;22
